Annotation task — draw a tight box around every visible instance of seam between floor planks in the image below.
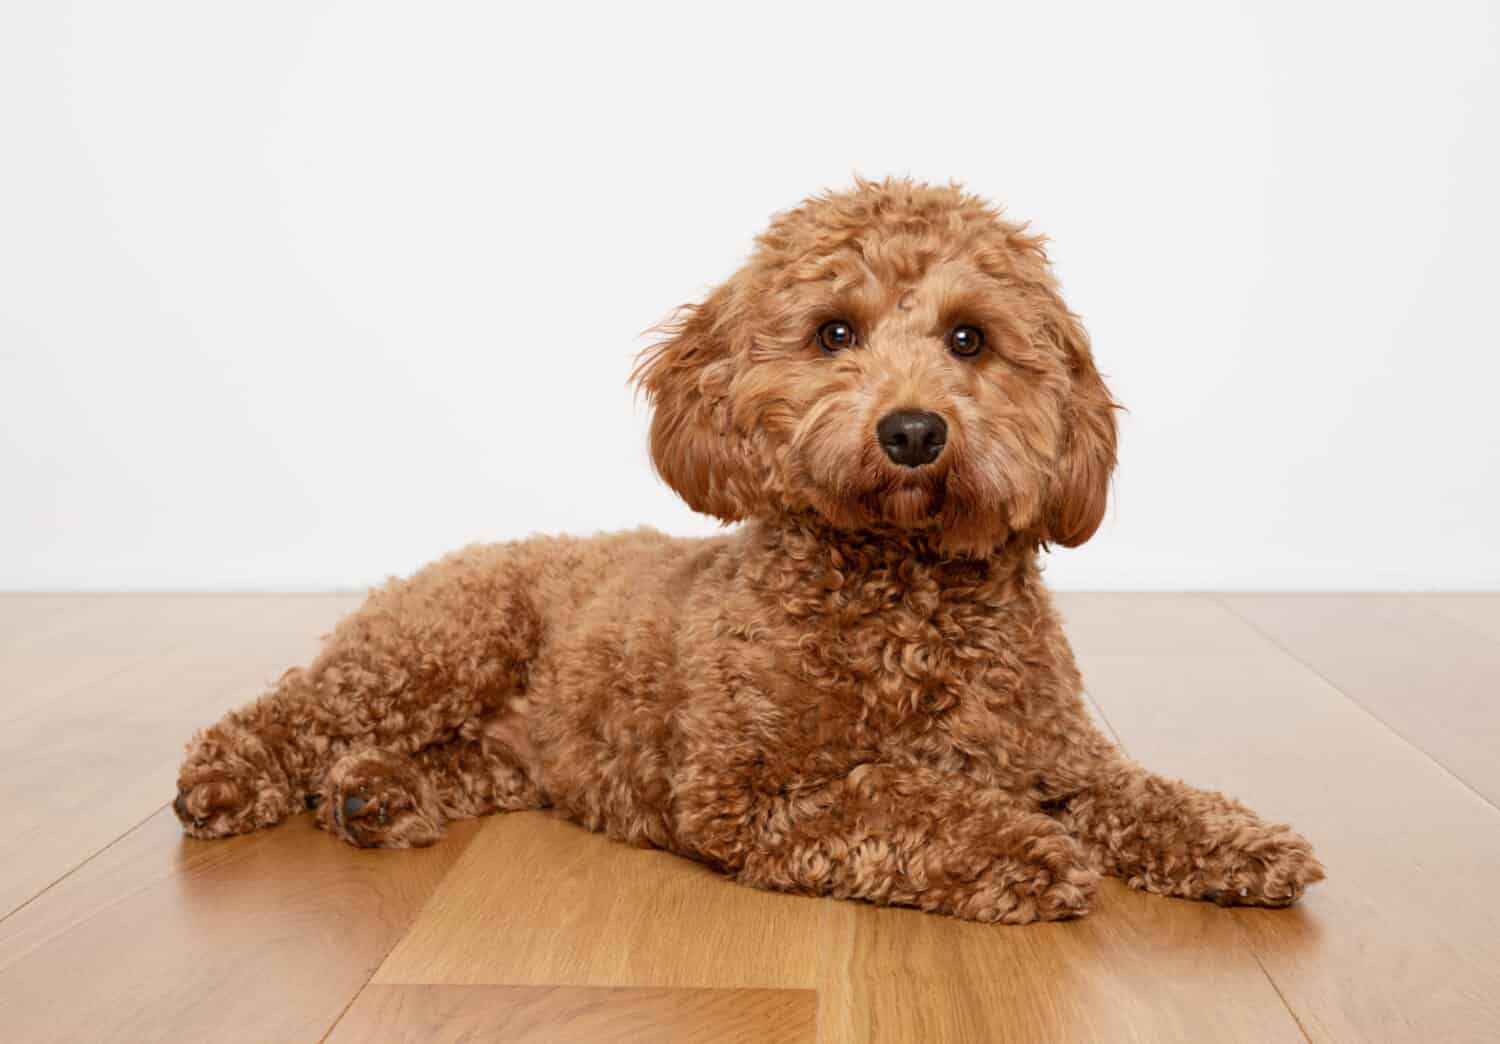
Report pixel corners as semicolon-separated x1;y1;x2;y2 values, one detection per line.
0;800;170;933
1421;606;1500;650
6;594;1498;1042
0;810;487;1042
1212;594;1500;817
1251;951;1314;1044
1080;596;1312;1042
316;836;480;1044
0;593;365;921
1083;667;1294;1040
1064;592;1500;1041
316;911;444;1044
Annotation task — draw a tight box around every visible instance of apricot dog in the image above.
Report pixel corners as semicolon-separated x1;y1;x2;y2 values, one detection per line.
175;179;1323;923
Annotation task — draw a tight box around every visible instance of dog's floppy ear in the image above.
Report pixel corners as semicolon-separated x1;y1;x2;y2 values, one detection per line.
633;284;752;521
1042;309;1119;547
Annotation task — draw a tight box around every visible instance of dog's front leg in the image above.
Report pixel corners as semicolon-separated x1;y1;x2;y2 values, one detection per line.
681;763;1098;924
1053;761;1324;906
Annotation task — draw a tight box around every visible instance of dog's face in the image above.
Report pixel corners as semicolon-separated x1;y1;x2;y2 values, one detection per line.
635;179;1118;554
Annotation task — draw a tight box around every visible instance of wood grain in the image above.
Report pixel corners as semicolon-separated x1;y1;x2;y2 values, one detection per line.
0;810;480;1043
0;594;359;918
1221;593;1500;806
5;593;1498;1042
1415;593;1500;645
374;806;1301;1040
1060;594;1500;1043
815;880;1303;1044
326;985;817;1043
0;593;121;652
373;811;824;989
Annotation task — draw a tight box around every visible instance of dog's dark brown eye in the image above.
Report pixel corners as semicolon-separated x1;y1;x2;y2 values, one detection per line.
817;320;856;353
947;325;984;357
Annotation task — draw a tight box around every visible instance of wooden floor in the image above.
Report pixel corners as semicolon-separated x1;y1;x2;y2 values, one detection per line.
1;594;1497;1042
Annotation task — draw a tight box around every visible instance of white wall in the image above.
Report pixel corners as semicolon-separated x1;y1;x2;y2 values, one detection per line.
2;1;1496;591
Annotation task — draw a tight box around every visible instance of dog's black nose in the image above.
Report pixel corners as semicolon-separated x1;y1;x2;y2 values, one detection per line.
877;410;947;467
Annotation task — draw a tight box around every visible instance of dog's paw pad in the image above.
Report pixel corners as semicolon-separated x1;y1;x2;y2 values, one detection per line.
1040;878;1096;920
1201;886;1254;906
320;752;445;849
1199;832;1325;907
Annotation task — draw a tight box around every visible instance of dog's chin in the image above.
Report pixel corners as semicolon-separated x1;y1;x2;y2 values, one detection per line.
801;473;1029;556
788;439;1027;552
802;475;949;535
875;482;946;528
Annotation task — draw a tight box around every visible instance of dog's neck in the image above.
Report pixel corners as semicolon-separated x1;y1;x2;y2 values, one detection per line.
746;510;1039;590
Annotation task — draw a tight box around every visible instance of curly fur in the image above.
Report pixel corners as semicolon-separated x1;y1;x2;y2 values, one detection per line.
175;179;1323;923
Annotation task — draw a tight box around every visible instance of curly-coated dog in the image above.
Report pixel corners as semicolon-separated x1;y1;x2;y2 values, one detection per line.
175;179;1323;923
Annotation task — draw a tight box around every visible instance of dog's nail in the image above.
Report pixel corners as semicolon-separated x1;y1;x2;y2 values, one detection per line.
343;796;370;818
193;817;206;829
1239;887;1249;897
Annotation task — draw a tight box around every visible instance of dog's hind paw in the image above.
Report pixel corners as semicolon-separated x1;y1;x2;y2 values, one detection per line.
316;748;446;849
175;731;294;839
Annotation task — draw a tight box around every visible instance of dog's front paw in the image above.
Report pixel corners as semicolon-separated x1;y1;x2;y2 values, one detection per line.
316;748;446;849
1199;825;1325;907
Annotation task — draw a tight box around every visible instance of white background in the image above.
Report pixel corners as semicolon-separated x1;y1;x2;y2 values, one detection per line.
2;1;1496;591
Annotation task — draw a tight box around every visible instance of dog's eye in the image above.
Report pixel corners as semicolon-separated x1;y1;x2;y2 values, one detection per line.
947;325;984;357
817;320;857;354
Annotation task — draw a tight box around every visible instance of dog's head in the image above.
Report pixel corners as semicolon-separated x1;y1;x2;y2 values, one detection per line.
634;179;1118;554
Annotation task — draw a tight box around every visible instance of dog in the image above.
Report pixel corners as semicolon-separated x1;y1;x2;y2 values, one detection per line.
174;178;1323;923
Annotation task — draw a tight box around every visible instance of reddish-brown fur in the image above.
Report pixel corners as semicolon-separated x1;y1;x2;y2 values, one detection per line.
175;179;1323;922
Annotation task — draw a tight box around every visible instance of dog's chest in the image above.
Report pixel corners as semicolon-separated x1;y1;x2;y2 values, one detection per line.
751;558;1047;753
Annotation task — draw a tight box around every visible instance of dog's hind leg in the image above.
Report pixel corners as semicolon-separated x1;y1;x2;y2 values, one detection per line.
173;544;543;840
313;717;545;848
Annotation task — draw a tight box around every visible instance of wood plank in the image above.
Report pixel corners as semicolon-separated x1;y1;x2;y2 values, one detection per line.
816;881;1304;1044
1;594;357;727
379;813;1299;1041
326;985;816;1044
378;734;1298;1039
1413;592;1500;646
1221;593;1500;807
0;810;479;1044
2;595;265;718
1059;594;1500;1042
1056;592;1277;658
373;811;824;989
0;594;360;918
0;594;120;650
